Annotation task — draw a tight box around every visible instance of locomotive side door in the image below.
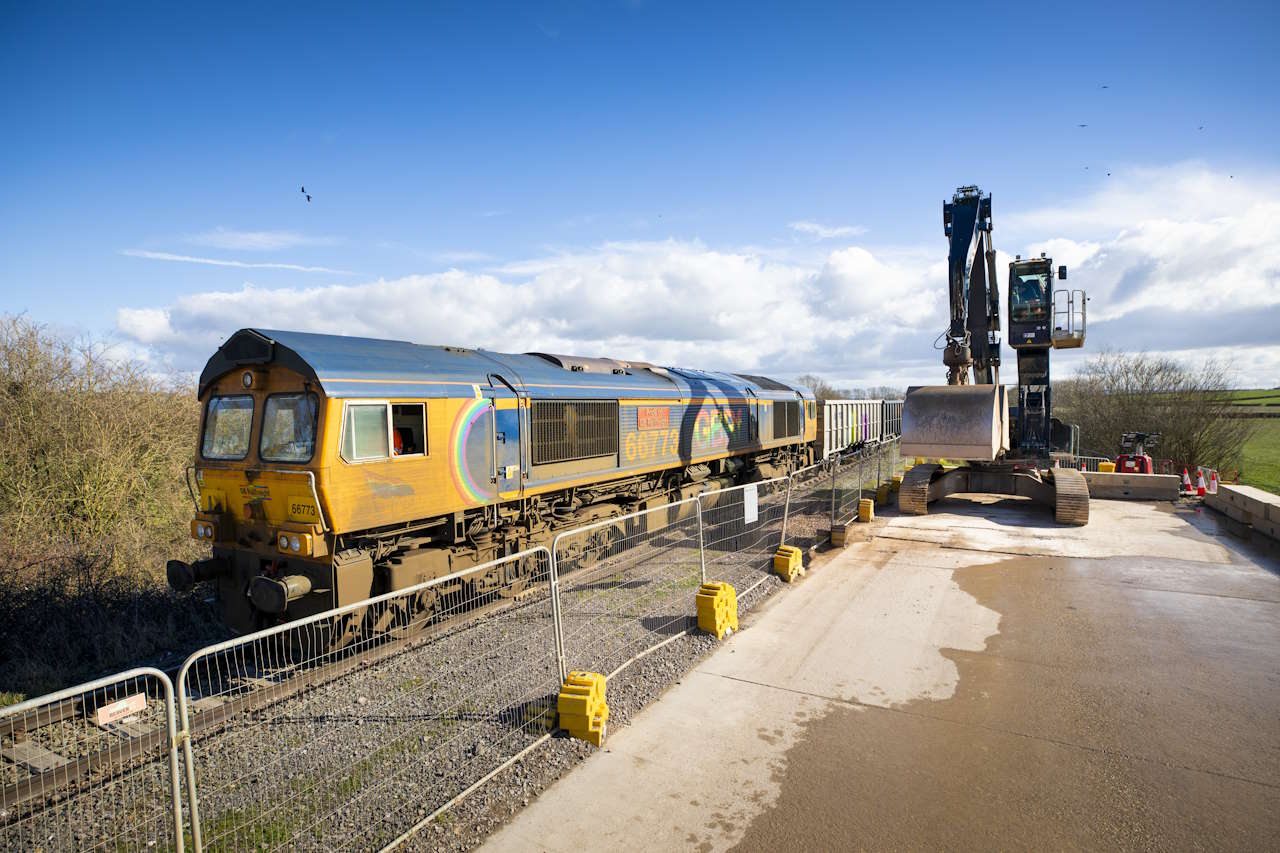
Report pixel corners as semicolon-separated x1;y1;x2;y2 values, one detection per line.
487;374;525;498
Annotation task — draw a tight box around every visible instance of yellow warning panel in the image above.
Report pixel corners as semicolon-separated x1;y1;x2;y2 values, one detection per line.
696;582;739;640
558;671;609;747
773;544;804;582
858;497;875;522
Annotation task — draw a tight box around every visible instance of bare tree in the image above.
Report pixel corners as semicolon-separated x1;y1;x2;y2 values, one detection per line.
794;373;847;401
1054;349;1256;472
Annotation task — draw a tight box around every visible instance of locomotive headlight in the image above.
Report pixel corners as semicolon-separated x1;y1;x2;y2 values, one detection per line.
241;371;254;389
289;535;301;552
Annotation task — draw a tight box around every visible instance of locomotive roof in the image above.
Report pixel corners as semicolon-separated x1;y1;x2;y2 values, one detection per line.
199;328;813;403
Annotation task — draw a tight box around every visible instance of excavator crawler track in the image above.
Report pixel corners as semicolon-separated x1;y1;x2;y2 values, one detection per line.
1051;468;1090;525
898;464;940;515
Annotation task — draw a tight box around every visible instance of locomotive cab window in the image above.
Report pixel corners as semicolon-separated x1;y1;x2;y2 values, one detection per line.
201;395;254;460
260;392;319;463
392;403;426;456
341;403;390;462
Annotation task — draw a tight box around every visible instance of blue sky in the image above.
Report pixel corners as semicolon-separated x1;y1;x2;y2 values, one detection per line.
2;1;1278;387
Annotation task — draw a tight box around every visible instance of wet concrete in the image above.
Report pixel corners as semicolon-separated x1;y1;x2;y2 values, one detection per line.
733;547;1280;851
484;499;1280;852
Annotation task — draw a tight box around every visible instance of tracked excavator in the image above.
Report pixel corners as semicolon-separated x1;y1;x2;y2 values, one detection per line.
897;185;1090;524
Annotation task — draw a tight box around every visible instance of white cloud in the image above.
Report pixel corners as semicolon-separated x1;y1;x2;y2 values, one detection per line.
788;220;868;239
120;249;357;275
186;227;337;252
116;164;1280;391
116;307;173;344
433;250;494;265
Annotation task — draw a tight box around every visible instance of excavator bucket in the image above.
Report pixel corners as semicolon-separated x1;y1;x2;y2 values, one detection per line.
899;385;1010;462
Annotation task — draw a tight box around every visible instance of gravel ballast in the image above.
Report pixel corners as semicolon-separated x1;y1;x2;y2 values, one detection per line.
2;471;863;852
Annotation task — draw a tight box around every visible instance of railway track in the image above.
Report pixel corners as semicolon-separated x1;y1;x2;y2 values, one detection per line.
0;581;552;824
2;500;787;832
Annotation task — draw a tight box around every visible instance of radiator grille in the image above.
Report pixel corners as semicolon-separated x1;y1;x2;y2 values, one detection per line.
531;400;619;464
773;400;802;439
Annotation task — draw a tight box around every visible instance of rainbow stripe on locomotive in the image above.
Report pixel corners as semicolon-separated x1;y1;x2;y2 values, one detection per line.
168;328;819;634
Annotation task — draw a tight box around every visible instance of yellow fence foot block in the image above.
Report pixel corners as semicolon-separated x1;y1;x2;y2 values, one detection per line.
858;497;875;523
890;475;903;493
1098;461;1116;473
875;484;890;506
830;522;848;547
558;671;609;747
773;545;805;582
696;581;739;640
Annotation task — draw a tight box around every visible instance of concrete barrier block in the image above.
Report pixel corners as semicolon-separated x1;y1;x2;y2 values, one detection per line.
1208;496;1254;525
1215;484;1279;523
1081;471;1179;501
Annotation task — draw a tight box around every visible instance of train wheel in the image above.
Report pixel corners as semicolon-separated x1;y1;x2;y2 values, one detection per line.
497;554;536;598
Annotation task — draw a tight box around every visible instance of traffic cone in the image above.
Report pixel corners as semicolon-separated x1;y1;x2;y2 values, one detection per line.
1181;468;1192;492
1209;470;1219;493
1195;470;1207;496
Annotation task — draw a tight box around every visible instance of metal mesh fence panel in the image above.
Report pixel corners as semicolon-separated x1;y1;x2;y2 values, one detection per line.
177;548;560;852
698;477;789;598
782;462;835;552
832;449;870;526
1075;455;1109;472
0;668;183;851
552;500;704;677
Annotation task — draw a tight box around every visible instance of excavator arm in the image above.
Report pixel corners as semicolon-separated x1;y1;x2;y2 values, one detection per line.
941;186;1001;386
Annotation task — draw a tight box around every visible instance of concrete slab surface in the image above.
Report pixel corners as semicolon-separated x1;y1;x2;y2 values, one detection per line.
483;497;1280;852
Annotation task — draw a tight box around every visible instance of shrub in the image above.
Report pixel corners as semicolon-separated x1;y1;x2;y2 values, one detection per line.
0;315;226;701
1054;349;1257;473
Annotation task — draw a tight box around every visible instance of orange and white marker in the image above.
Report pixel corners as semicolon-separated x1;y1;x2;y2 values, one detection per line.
1209;470;1219;493
1196;470;1207;496
1181;468;1193;492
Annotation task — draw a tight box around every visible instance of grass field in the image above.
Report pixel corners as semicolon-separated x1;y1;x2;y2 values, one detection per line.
1227;389;1280;403
1239;419;1280;494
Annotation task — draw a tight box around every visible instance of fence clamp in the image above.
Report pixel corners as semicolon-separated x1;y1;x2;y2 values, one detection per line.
773;545;805;582
696;582;739;640
558;671;609;747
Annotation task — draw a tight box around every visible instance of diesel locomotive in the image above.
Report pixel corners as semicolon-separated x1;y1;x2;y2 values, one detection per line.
169;328;842;636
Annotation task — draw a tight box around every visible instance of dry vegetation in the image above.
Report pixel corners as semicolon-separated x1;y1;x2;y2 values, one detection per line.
0;315;226;703
1055;350;1258;474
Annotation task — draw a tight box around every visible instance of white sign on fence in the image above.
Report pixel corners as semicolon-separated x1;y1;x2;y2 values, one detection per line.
743;483;758;524
95;692;147;726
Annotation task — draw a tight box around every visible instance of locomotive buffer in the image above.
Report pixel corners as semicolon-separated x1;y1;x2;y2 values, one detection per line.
897;185;1090;524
